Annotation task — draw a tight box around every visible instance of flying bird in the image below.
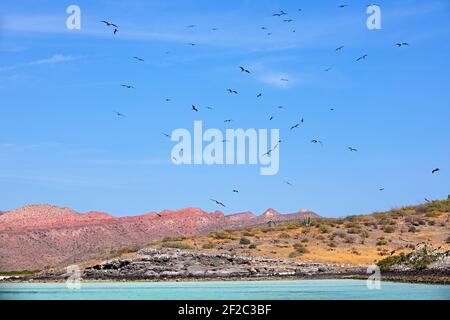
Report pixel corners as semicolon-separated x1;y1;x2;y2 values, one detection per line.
348;147;358;152
379;188;385;191
121;84;135;89
233;190;239;193
192;105;199;112
338;4;349;8
133;56;145;62
273;10;287;16
227;89;238;94
311;139;323;145
162;133;171;138
425;198;431;203
283;19;293;22
284;180;293;186
239;66;250;73
115;111;126;118
280;78;289;82
356;54;368;61
100;21;118;28
290;123;300;130
324;67;332;72
395;42;409;47
257;93;263;98
335;46;344;51
210;199;226;207
224;119;234;123
432;168;440;174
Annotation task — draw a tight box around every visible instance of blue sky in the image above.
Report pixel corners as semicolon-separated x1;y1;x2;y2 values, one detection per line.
0;0;449;217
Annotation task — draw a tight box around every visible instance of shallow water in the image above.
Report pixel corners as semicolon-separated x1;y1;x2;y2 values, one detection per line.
0;279;449;300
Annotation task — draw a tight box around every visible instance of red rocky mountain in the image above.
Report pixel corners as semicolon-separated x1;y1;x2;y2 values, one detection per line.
0;204;317;271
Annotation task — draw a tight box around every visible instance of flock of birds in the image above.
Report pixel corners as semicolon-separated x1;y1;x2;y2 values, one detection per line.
99;4;440;210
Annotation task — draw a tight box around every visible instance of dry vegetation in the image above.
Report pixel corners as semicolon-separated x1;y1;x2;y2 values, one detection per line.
139;199;450;265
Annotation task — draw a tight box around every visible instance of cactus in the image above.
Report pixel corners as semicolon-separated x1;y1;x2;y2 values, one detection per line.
299;216;312;227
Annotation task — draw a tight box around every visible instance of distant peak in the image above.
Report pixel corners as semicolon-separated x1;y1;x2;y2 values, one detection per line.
261;208;281;217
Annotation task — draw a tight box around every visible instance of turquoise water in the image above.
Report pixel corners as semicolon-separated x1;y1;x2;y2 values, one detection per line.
0;280;449;300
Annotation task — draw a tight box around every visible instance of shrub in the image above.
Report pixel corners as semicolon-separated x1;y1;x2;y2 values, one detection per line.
446;236;450;244
212;231;233;240
301;238;309;243
289;245;309;258
376;239;388;246
345;235;356;244
161;242;195;250
319;226;330;234
408;226;417;233
332;230;347;239
347;228;360;234
278;232;290;239
202;242;215;249
249;243;257;249
383;226;396;233
239;237;251;245
328;241;337;248
360;230;369;238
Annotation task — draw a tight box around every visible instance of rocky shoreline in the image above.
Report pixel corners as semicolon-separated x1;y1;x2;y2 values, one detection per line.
2;246;449;285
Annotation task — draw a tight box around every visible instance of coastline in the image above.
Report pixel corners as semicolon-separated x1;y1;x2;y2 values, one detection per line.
2;270;449;285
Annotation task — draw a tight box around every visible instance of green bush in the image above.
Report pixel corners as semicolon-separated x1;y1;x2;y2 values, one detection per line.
239;237;251;245
249;243;257;249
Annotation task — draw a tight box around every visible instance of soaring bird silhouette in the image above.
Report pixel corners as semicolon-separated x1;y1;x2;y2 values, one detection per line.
425;198;431;203
273;10;287;16
379;188;385;191
121;84;135;89
227;89;238;94
395;42;409;47
432;168;440;174
338;4;349;8
224;119;234;123
240;66;250;73
100;21;119;28
324;67;332;72
133;56;145;62
348;147;358;152
335;46;344;51
210;199;226;207
311;139;323;145
356;54;368;61
162;133;171;138
290;123;300;130
284;180;293;186
280;78;289;82
283;19;293;22
257;93;263;98
192;105;199;112
115;111;126;118
233;189;239;193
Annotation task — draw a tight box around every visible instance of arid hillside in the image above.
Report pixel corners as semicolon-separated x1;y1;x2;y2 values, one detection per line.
135;199;450;266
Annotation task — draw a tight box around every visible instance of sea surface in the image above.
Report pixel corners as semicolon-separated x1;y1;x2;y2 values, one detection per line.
0;280;449;300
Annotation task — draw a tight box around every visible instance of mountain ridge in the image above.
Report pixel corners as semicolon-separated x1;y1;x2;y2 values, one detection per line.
0;203;317;271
